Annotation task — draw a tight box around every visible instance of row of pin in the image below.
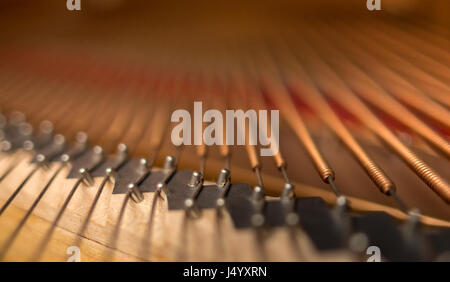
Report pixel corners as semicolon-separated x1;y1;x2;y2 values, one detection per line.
0;61;196;260
0;129;90;259
0;23;447;259
0;115;438;261
0;74;422;227
0;78;155;257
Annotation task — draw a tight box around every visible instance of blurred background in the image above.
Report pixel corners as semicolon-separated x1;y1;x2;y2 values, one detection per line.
0;1;449;221
0;0;449;49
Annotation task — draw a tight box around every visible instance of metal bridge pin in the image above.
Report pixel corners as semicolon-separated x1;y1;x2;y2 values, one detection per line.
216;198;226;208
1;140;12;152
76;131;88;144
216;168;230;188
128;183;144;203
163;155;176;171
185;171;204;218
22;140;34;151
405;208;422;232
117;143;128;154
281;183;295;201
152;156;177;200
215;168;232;212
349;232;369;253
35;154;46;163
251;186;266;227
53;134;66;146
139;158;148;173
18;122;33;137
184;198;194;208
336;196;348;208
252;186;264;203
60;153;70;163
36;154;50;170
251;213;265;227
105;167;117;180
156;182;164;193
39;120;54;135
61;132;88;162
408;208;421;219
285;212;299;226
111;143;128;169
93;145;103;156
188;171;203;187
79;168;94;187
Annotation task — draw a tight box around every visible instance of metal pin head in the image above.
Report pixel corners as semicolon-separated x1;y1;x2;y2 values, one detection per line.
184;198;201;218
285;212;299;226
1;140;12;152
117;143;128;153
105;167;117;179
216;198;226;208
36;154;46;163
60;153;70;163
216;168;230;188
163;155;176;171
75;131;88;144
36;153;50;169
19;122;33;136
93;145;103;156
252;186;265;213
156;182;164;192
407;208;422;227
139;158;148;172
251;213;265;227
408;208;421;218
22;140;34;151
252;186;265;202
184;198;194;208
283;183;294;192
114;144;128;166
188;171;203;187
53;134;66;146
128;183;144;203
336;196;348;208
79;167;94;186
39;120;54;135
281;183;295;201
349;232;369;253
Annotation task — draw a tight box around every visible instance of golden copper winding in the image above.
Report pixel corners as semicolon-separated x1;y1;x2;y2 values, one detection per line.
304;30;450;203
273;152;286;169
278;55;395;194
396;143;450;203
258;67;334;182
245;144;260;169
